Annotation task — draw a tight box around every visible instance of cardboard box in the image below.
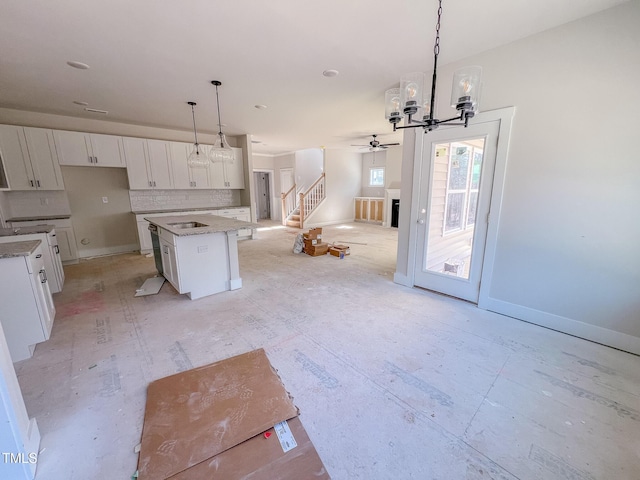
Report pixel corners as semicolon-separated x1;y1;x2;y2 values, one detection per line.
137;349;330;479
303;238;318;247
305;242;329;256
303;227;323;240
329;245;350;258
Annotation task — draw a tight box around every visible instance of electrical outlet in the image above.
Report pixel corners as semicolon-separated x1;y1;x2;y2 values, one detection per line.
40;198;49;205
102;197;108;204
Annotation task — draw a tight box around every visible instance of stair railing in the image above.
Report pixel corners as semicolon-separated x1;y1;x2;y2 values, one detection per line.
299;173;326;229
280;183;297;226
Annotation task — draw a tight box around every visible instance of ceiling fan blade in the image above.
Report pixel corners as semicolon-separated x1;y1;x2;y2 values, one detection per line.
380;142;400;147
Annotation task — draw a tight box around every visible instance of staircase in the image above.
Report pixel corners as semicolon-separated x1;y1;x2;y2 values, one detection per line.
281;173;326;229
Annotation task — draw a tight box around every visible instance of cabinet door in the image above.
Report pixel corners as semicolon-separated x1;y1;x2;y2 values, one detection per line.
55;227;79;263
146;140;173;189
169;142;192;189
89;134;125;167
0;125;35;190
207;145;227;189
136;221;153;252
53;130;92;166
123;137;152;189
224;147;245;189
23;128;65;190
160;239;179;290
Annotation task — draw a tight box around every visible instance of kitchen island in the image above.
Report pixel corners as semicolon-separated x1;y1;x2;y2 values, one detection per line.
145;214;259;300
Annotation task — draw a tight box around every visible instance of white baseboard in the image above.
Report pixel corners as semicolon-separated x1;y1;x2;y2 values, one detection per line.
78;243;139;259
483;297;640;356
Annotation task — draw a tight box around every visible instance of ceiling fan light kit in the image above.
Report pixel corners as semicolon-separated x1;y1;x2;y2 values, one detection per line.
186;101;210;169
208;80;235;165
385;0;482;133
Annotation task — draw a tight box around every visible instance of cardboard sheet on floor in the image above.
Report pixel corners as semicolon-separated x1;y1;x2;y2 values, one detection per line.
136;348;330;480
134;277;165;296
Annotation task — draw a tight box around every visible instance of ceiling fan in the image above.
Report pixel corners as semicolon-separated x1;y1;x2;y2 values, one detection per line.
352;134;400;152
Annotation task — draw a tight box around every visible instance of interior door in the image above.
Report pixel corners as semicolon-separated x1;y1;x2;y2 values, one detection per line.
254;172;271;220
414;121;499;303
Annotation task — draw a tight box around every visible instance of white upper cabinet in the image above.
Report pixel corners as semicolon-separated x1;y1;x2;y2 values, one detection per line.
123;137;173;190
54;130;125;167
0;125;64;190
169;141;210;189
208;146;244;189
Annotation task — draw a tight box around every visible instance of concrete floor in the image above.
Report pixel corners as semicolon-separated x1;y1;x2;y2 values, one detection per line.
14;221;640;479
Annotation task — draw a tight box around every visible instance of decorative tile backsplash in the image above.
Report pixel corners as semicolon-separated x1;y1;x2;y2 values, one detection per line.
129;189;240;212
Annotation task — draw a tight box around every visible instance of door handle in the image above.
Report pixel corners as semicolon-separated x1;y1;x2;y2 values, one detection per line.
39;268;47;284
36;254;42;258
54;245;60;254
37;180;41;187
88;156;92;163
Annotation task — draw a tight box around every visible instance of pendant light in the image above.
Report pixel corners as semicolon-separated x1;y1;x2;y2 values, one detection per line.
209;80;235;164
186;101;209;169
385;0;482;133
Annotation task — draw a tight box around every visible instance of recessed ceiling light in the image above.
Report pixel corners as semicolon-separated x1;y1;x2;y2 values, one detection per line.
67;61;90;70
323;69;339;77
73;101;89;106
254;104;267;110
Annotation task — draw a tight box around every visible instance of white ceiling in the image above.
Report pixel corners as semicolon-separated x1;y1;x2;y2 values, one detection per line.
0;0;627;154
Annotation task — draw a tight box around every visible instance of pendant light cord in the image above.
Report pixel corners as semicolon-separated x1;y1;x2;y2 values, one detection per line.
189;103;201;154
214;83;225;147
429;0;442;122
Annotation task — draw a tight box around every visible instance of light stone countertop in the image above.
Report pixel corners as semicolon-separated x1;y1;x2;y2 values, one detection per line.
6;215;71;222
145;215;260;237
0;240;42;258
133;206;250;215
0;225;55;237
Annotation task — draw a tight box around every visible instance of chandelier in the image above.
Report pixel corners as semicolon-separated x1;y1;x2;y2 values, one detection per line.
186;101;209;169
385;0;482;133
209;80;235;164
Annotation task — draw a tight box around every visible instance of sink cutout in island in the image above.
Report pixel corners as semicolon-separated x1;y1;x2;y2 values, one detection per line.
167;222;208;229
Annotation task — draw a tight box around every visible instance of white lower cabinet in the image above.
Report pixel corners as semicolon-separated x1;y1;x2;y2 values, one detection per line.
0;230;65;293
159;237;179;291
9;219;79;263
0;244;56;362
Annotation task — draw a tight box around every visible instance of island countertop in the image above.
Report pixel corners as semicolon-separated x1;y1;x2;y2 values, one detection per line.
145;215;260;236
0;240;42;258
0;225;55;237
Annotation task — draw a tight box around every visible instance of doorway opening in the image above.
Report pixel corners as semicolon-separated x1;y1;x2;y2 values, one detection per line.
253;171;272;220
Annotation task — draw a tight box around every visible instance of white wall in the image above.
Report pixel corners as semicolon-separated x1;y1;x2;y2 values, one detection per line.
307;148;361;226
397;2;640;351
294;148;323;191
360;145;403;197
361;151;385;198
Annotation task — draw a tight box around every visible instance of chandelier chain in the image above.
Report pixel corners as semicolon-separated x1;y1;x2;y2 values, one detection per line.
434;0;442;57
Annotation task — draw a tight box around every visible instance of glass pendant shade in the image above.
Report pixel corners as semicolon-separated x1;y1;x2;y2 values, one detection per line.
187;143;209;169
186;101;209;169
419;81;436;121
450;66;482;112
400;72;425;116
209;132;235;164
384;88;402;122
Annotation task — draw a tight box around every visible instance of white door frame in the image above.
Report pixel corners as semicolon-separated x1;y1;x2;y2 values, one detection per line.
253;168;276;221
401;107;515;306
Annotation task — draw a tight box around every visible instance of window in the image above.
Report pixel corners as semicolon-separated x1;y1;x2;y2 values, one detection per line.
369;167;385;187
443;142;484;234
